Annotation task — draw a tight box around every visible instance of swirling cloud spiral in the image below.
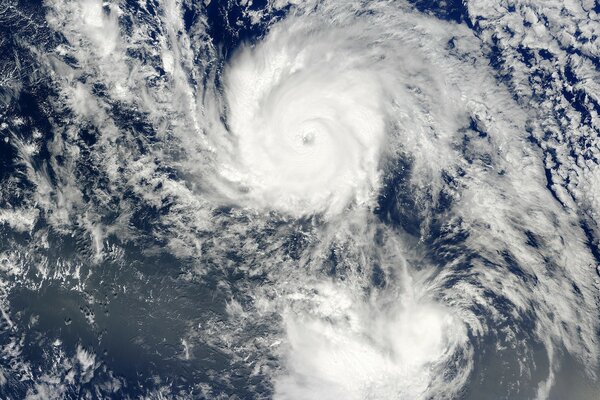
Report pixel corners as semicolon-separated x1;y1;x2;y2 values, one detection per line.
218;21;386;217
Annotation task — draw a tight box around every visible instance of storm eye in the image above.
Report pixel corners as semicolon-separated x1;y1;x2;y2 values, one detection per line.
301;130;316;146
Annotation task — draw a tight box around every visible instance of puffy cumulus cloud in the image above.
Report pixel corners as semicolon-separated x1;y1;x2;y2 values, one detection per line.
463;0;600;234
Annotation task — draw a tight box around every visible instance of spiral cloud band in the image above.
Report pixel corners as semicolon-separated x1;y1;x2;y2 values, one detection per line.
0;0;599;399
220;22;386;217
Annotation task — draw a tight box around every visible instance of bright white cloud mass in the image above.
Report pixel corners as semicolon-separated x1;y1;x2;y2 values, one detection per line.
0;0;599;399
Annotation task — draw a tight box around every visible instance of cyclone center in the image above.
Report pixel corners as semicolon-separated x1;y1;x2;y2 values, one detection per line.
301;130;316;146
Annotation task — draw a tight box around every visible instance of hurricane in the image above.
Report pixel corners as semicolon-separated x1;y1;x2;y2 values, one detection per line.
218;21;386;217
0;0;599;399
